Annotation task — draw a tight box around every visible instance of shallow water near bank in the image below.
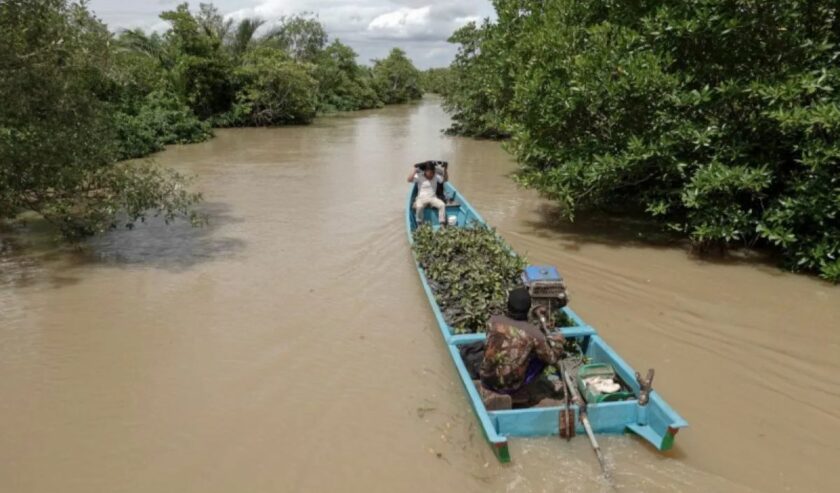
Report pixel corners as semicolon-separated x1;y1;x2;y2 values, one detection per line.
1;97;839;492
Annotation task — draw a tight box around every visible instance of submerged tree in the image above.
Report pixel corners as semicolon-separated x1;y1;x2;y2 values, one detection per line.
0;0;201;238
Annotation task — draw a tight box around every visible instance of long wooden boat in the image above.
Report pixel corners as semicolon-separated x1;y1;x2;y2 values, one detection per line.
406;180;688;463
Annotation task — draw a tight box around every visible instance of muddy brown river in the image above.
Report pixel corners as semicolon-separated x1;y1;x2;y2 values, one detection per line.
1;97;839;492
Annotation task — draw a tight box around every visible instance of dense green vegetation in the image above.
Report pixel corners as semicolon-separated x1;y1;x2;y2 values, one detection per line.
0;0;202;238
1;1;423;238
444;1;840;281
371;48;423;104
419;67;453;96
413;224;526;334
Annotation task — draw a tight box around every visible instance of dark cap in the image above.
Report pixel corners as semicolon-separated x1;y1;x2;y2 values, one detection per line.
507;286;531;320
415;161;434;172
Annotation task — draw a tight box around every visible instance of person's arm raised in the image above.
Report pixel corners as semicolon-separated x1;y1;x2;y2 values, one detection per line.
407;167;418;183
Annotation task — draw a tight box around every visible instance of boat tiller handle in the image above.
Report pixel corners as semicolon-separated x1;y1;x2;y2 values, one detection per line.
636;369;655;406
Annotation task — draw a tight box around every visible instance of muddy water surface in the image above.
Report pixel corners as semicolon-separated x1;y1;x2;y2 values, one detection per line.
1;98;839;492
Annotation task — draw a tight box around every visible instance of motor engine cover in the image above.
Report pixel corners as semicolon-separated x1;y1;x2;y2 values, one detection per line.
522;265;568;308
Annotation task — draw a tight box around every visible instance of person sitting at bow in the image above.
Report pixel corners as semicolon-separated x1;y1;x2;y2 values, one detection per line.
408;161;448;226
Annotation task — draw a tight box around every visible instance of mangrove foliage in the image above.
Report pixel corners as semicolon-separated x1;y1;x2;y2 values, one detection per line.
1;1;424;238
413;224;526;334
443;0;840;281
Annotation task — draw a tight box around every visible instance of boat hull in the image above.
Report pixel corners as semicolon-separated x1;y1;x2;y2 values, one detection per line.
406;182;688;462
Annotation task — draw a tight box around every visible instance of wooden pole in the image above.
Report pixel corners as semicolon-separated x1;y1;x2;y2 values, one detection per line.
537;311;611;478
559;359;609;476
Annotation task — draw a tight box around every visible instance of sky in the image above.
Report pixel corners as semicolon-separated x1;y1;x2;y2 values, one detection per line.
87;0;496;68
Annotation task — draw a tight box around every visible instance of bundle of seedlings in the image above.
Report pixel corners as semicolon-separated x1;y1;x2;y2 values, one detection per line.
413;224;526;333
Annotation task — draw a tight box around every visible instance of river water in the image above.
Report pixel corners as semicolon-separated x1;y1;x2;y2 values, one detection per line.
1;97;838;493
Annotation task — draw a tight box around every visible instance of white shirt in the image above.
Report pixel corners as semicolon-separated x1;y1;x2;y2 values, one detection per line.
414;173;443;200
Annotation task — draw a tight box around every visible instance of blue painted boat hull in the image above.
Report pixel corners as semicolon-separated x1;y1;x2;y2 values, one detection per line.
406;182;688;462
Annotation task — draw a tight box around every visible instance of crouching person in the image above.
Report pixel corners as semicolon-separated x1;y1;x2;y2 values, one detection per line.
408;162;447;225
477;286;565;409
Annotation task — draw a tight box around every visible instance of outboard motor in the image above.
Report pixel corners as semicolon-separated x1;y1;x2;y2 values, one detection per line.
521;265;568;327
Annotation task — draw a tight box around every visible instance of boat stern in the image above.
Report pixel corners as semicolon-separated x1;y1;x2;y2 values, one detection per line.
625;391;688;451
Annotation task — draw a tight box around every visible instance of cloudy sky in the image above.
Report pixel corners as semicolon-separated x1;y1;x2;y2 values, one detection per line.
87;0;495;68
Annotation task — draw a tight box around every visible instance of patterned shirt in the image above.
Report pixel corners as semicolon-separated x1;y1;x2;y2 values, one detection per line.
479;315;559;393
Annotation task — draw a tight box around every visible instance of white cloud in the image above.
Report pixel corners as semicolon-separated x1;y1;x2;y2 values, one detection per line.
367;6;432;39
454;15;480;25
148;20;171;34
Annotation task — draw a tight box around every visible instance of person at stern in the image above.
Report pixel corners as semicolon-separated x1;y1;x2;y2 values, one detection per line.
477;286;565;408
